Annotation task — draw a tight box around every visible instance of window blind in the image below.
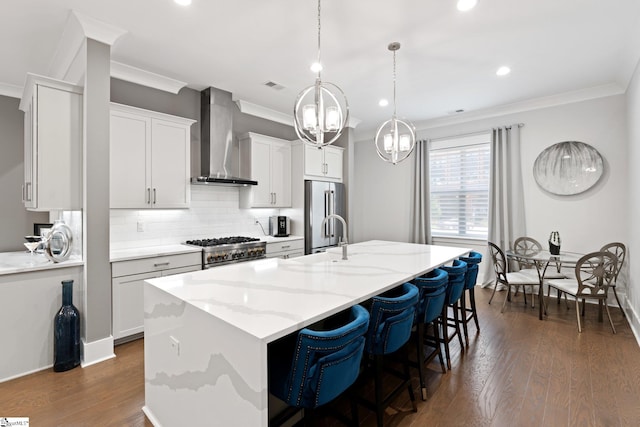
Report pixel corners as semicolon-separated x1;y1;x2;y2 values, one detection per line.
429;139;490;239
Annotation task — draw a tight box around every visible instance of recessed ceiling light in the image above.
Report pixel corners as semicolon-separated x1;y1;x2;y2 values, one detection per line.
496;66;511;76
457;0;478;12
174;0;192;6
378;99;389;107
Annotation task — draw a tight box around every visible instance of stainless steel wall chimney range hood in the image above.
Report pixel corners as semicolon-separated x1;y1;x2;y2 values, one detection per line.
194;87;257;186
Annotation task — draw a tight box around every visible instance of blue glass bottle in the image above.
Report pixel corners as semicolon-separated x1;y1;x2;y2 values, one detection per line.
54;279;80;372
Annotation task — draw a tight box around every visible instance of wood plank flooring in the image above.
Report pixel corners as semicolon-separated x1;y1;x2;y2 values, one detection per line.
1;287;639;426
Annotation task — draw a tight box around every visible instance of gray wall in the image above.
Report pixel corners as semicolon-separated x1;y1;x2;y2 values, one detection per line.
0;95;48;251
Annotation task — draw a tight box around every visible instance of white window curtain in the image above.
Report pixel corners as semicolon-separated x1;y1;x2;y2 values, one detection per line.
412;139;432;244
482;124;526;286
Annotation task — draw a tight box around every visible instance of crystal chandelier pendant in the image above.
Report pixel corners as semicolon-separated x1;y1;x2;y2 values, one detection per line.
293;0;349;147
374;42;416;165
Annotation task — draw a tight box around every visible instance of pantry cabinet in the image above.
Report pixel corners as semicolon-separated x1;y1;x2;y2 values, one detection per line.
110;103;195;209
239;132;291;208
19;73;83;211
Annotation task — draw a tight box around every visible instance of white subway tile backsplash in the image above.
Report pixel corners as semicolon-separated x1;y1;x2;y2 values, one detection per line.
109;186;280;250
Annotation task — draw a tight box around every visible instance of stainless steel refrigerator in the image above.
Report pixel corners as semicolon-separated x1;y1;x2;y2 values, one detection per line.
305;180;346;254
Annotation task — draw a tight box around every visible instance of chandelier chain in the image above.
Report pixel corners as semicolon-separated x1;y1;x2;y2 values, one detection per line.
392;48;397;117
316;0;321;74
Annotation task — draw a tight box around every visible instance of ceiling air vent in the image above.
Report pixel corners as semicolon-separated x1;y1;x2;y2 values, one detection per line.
264;81;285;91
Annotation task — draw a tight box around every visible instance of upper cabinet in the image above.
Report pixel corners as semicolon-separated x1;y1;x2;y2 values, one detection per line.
110;103;195;209
296;143;344;182
239;132;291;208
19;74;83;211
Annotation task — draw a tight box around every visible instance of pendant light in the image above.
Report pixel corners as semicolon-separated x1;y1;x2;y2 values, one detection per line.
293;0;349;147
374;42;415;165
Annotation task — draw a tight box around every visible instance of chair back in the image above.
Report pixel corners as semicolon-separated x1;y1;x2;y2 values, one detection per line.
413;268;448;324
600;242;626;284
488;242;509;287
366;283;419;355
575;251;618;298
513;237;542;271
459;251;482;290
442;259;468;305
285;305;370;408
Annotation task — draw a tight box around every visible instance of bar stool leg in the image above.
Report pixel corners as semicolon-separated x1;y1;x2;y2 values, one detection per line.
470;287;480;331
460;291;470;348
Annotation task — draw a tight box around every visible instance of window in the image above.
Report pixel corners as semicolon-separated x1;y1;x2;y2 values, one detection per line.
429;133;491;239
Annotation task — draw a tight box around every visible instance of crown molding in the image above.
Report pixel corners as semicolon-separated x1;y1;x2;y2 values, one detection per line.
234;98;363;129
48;10;126;81
111;62;187;94
414;83;626;131
234;99;293;126
0;82;23;99
355;83;626;141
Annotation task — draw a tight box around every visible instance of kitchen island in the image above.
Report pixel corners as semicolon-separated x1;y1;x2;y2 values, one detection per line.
142;240;470;426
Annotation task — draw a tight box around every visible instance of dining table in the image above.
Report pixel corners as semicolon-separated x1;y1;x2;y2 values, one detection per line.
505;249;583;320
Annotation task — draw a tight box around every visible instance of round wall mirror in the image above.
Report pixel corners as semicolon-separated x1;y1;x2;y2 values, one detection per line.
533;141;603;196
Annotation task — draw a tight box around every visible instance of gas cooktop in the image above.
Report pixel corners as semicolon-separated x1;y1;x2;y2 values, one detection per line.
184;236;266;268
185;236;261;247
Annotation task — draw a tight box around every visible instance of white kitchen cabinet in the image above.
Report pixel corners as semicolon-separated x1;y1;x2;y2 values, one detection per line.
19;73;83;211
110;103;195;209
111;252;201;342
239;132;291;208
295;143;344;182
266;238;304;259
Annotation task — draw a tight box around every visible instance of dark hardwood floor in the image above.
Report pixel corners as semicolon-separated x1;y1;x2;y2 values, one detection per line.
2;288;639;426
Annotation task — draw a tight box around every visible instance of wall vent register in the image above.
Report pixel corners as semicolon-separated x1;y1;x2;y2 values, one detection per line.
185;236;266;269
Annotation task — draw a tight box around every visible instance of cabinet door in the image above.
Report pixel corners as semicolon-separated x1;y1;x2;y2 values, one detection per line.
271;141;291;207
112;271;160;340
110;110;150;208
251;138;273;207
23;102;35;208
304;145;325;177
323;147;343;180
151;119;190;208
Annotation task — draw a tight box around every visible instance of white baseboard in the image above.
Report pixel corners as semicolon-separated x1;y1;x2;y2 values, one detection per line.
81;335;115;368
142;406;162;427
624;297;640;347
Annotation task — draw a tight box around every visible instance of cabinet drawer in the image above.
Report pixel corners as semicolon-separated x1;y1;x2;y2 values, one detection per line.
112;252;202;277
266;239;304;256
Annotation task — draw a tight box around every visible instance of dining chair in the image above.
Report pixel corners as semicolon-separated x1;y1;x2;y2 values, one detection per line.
513;236;567;291
487;242;544;313
353;283;419;427
458;251;482;347
546;251;618;333
269;304;370;427
412;268;449;400
600;242;626;317
441;259;467;370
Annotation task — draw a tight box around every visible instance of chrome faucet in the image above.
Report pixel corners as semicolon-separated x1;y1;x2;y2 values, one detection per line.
321;214;348;260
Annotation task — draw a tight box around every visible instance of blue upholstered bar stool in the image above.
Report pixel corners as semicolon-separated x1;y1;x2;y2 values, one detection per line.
269;305;370;427
412;268;449;400
353;282;419;427
441;259;468;370
458;251;483;347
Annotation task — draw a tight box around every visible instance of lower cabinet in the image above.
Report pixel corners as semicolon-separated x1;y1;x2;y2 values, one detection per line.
112;252;201;342
266;239;304;259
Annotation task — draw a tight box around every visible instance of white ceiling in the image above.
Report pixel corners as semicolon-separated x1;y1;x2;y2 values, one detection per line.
4;0;640;136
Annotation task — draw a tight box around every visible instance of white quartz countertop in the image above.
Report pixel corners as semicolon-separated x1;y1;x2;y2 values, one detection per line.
110;244;202;262
0;251;83;276
145;240;470;343
260;235;303;244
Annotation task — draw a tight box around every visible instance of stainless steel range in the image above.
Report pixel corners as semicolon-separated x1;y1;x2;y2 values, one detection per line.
185;236;266;269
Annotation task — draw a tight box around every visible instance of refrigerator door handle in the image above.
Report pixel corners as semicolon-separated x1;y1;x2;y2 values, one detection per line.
324;190;330;237
329;190;335;237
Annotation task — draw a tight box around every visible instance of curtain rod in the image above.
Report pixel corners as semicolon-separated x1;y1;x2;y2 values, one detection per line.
420;123;524;142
